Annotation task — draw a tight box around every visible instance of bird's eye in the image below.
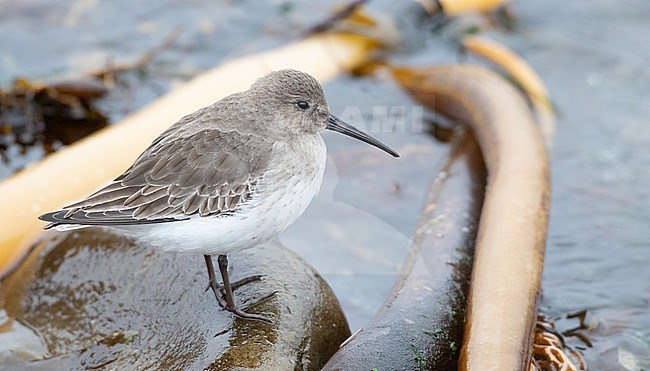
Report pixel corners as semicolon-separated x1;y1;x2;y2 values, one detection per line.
296;101;310;110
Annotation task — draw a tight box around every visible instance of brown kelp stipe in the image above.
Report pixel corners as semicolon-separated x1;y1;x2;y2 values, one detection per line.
323;130;486;370
393;65;550;370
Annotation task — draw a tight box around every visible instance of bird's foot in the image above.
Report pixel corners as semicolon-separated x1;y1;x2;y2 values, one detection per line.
230;274;264;290
204;255;274;323
205;274;270;318
227;291;277;324
205;274;264;297
228;306;274;324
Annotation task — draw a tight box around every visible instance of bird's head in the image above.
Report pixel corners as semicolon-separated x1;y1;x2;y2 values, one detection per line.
249;69;399;157
249;69;329;135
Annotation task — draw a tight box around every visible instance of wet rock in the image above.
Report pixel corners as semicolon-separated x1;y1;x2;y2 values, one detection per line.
0;229;350;370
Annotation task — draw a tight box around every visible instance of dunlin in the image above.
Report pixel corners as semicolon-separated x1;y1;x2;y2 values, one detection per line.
40;69;399;323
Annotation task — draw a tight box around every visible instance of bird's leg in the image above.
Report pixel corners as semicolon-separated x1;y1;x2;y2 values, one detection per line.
216;254;273;324
205;274;264;293
204;255;270;314
205;254;227;309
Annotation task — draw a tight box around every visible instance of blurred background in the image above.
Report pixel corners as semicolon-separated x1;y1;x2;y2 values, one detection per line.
1;0;648;368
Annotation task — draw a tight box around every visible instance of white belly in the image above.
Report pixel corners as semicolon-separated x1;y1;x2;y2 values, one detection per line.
118;135;327;255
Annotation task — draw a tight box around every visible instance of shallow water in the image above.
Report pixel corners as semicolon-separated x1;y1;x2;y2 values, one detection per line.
506;1;650;368
1;0;648;368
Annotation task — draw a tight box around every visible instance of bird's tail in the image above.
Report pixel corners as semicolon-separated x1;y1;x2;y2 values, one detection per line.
39;210;88;231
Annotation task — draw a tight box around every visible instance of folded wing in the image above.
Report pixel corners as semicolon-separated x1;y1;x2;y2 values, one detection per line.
40;120;273;229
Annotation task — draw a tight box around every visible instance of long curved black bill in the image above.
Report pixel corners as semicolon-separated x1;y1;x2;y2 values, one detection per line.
327;114;399;158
